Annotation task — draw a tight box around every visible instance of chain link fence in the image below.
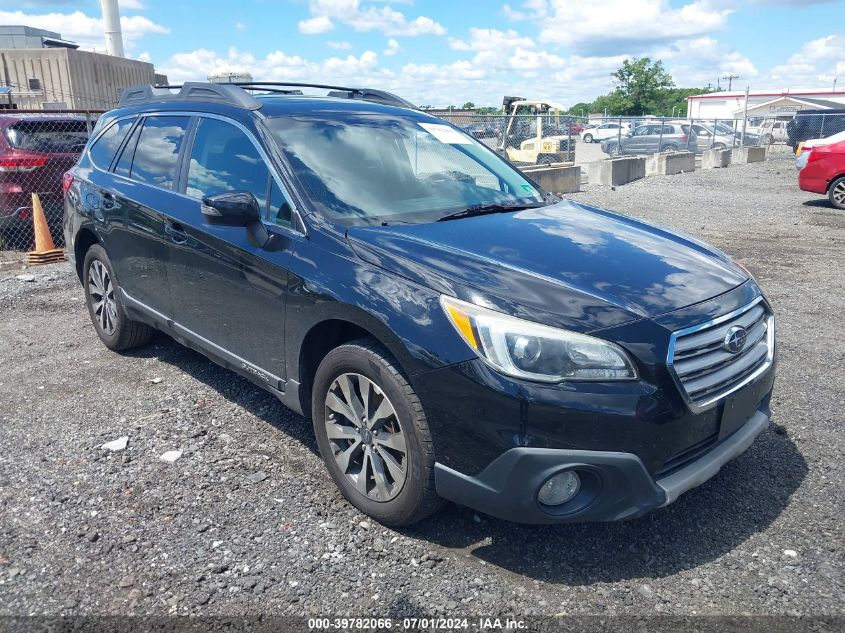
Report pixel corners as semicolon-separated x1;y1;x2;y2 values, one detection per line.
0;110;102;252
443;111;845;165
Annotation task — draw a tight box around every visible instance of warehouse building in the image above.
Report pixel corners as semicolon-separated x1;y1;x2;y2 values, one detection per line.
0;25;166;110
686;88;845;120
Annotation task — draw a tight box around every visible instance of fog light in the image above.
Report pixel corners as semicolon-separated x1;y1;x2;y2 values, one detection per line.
537;471;581;506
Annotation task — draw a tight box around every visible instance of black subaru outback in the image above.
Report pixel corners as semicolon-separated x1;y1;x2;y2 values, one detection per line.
64;82;776;526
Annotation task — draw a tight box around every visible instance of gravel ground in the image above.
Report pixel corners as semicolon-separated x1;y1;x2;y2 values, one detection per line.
0;156;843;624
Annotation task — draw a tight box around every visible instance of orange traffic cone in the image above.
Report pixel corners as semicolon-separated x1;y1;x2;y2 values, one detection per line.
26;193;65;265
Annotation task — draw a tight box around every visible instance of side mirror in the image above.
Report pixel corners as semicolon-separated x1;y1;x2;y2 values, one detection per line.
201;191;261;227
625;132;633;137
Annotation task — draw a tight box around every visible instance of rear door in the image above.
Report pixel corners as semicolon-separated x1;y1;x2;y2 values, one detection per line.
101;114;191;318
163;115;300;386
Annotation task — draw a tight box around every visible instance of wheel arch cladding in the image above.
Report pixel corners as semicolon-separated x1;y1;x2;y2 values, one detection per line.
74;228;100;281
296;317;409;417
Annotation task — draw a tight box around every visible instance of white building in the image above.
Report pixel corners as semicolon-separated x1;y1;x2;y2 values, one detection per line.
686;89;845;121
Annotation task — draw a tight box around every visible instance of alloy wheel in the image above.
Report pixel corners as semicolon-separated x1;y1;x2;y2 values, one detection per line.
324;373;408;502
832;180;845;208
88;260;117;336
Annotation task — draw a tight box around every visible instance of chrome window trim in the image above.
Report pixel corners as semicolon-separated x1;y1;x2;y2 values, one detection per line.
666;296;775;413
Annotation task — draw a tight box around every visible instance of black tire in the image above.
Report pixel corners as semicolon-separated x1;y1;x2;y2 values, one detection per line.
607;144;620;157
82;244;154;351
829;176;845;210
583;133;593;143
312;339;441;526
537;154;555;166
712;143;726;151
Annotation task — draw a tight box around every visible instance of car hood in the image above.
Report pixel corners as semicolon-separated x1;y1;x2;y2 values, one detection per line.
346;200;748;332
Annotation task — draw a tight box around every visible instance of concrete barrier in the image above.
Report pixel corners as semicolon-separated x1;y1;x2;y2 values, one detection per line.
521;164;581;193
731;146;767;164
701;148;732;169
587;157;645;186
645;152;695;176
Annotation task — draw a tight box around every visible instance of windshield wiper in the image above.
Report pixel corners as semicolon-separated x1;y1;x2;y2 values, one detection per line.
436;201;544;222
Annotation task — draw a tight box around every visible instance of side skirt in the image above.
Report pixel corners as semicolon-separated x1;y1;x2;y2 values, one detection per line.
120;290;305;417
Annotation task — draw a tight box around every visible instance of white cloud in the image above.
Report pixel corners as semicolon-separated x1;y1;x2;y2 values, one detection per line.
768;34;845;86
383;38;401;56
234;21;247;32
121;0;147;9
0;9;168;52
504;0;732;55
298;15;334;35
327;41;352;50
301;0;446;36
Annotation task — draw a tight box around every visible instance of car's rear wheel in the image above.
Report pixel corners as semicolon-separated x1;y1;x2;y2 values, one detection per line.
312;340;441;526
83;244;154;351
829;176;845;210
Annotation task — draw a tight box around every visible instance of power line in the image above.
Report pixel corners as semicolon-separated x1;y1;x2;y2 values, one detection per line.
722;74;740;91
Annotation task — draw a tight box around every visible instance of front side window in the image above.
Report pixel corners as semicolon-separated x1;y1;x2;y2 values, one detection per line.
267;114;541;225
186;118;268;207
130;116;190;190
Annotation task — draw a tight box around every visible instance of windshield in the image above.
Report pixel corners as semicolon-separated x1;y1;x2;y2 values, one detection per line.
266;113;542;225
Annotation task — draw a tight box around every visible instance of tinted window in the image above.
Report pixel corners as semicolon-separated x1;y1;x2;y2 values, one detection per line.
113;121;142;178
268;179;293;227
6;119;89;153
130;116;190;190
89;118;134;169
186;118;270;212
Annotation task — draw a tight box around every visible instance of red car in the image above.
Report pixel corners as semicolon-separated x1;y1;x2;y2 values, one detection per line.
0;114;89;248
798;138;845;209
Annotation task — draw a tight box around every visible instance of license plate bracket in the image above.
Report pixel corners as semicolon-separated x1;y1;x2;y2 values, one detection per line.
719;383;763;441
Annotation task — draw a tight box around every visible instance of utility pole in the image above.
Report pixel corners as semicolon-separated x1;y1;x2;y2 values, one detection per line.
722;74;740;91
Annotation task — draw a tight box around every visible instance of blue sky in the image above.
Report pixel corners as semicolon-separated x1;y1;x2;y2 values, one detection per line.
2;0;844;106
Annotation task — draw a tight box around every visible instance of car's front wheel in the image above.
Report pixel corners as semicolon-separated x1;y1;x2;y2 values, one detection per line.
583;133;593;143
312;340;441;526
829;176;845;210
83;244;154;351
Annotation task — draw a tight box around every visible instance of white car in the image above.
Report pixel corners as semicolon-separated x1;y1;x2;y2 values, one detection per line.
752;120;789;144
581;122;628;143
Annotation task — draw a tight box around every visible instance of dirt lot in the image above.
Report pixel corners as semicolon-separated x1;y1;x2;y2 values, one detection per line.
0;156;843;624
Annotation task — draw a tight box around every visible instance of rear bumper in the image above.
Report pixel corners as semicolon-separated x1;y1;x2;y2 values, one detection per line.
434;408;769;524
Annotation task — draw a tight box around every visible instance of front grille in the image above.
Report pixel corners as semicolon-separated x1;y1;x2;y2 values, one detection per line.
668;298;774;410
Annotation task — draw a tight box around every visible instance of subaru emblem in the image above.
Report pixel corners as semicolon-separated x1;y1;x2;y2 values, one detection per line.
723;326;748;354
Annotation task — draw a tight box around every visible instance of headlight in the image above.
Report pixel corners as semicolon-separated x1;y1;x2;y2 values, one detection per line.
440;296;637;382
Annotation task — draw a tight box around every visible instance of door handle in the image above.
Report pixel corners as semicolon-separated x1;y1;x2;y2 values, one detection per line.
102;192;115;209
165;222;189;244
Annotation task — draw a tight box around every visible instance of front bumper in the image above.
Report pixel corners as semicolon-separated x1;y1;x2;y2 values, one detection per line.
434;407;770;524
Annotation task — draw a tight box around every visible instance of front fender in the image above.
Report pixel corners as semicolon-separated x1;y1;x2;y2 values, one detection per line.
285;236;476;384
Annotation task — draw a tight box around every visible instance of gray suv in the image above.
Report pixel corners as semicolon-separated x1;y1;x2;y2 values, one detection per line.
602;123;697;156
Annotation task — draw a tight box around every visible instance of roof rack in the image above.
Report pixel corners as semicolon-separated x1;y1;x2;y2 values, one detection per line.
117;81;415;110
118;82;262;110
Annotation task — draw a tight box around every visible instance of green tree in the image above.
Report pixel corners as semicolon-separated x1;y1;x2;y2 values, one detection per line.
461;101;475;109
612;57;674;115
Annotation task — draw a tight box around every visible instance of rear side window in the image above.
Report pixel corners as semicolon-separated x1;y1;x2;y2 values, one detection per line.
5;119;89;153
130;116;190;190
89;117;135;169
